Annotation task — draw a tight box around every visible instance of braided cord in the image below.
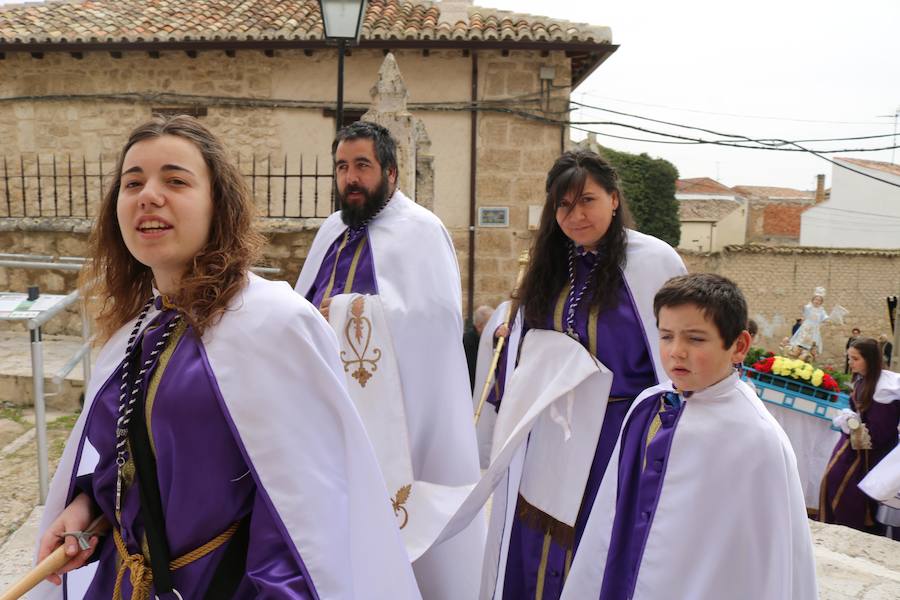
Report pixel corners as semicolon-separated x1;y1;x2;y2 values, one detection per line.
114;300;181;513
564;244;600;340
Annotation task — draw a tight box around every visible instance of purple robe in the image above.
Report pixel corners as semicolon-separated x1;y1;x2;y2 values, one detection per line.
75;304;314;598
820;381;900;537
598;391;684;600
305;227;377;308
496;251;657;600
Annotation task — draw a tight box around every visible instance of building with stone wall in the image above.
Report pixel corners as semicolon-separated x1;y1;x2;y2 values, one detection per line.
0;0;618;319
681;244;900;366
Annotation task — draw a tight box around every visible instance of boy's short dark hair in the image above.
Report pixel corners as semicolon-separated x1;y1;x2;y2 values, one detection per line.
654;273;748;348
331;121;398;174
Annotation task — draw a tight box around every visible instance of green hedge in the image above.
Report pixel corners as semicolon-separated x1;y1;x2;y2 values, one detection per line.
598;146;681;247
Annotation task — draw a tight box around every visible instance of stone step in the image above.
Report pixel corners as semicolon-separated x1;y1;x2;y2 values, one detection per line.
0;333;92;411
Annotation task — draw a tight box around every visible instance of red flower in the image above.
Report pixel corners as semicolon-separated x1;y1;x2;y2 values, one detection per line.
821;374;839;392
752;356;775;373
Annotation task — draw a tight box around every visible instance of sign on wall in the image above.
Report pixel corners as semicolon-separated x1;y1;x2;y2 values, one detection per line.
478;207;509;228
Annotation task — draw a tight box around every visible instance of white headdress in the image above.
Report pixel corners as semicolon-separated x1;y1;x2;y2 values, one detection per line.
813;286;826;298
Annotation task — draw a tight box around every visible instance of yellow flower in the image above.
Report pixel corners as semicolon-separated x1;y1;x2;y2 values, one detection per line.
812;370;824;387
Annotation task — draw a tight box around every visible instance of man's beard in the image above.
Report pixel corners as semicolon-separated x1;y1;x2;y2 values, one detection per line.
339;175;391;229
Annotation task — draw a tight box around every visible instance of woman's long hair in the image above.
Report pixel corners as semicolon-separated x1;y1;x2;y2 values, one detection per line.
82;115;264;342
517;150;632;328
850;337;883;413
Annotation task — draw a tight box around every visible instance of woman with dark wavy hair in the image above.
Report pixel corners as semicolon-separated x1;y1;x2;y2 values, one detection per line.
32;116;419;600
821;337;900;538
480;150;685;600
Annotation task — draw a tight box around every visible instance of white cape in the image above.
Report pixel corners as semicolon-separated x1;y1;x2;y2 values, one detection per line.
328;293;474;560
296;191;485;600
34;273;420;600
471;300;520;468
479;229;686;599
562;375;818;600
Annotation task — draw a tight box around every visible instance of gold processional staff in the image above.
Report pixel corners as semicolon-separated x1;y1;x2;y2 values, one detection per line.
474;250;529;425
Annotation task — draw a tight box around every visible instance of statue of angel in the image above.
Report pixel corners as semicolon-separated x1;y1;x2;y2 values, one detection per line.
787;286;848;359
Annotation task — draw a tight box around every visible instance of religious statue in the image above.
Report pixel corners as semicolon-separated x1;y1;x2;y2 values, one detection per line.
785;286;848;361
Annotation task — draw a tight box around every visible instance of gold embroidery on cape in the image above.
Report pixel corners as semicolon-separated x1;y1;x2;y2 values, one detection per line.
145;319;188;457
116;319;186;524
340;296;383;387
587;304;600;357
553;285;570;333
642;399;665;472
391;484;412;529
321;231;352;305
818;438;850;518
832;453;862;511
534;531;553;600
343;235;368;294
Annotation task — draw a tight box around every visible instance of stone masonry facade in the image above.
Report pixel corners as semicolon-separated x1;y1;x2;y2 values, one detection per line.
5;223;897;373
1;47;573;318
449;49;570;314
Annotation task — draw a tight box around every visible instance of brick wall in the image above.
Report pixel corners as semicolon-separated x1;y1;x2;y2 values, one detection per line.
762;204;806;238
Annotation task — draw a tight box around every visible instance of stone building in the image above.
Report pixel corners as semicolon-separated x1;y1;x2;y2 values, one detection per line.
0;0;618;317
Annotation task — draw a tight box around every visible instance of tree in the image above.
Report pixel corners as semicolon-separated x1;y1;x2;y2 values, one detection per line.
594;146;681;246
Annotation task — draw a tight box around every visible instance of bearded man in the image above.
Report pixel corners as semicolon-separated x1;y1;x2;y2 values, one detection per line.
295;121;484;599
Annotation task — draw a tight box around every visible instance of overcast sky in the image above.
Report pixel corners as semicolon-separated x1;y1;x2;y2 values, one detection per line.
1;0;897;190
489;0;900;190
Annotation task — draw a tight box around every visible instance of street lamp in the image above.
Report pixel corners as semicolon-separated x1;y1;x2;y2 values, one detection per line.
318;0;367;211
318;0;368;134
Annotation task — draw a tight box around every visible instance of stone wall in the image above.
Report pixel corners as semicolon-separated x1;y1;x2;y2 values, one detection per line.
0;224;89;335
451;49;571;315
0;221;318;336
3;227;899;368
1;47;575;315
681;245;900;365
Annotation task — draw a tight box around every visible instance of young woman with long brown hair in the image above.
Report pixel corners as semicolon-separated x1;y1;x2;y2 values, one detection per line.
32;116;419;600
821;337;900;538
479;150;686;600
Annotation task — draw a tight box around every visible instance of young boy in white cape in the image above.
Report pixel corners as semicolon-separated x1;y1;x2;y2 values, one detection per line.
561;273;817;600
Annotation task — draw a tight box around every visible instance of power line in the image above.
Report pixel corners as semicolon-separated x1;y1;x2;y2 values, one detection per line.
809;205;900;221
569;91;891;126
569;101;897;147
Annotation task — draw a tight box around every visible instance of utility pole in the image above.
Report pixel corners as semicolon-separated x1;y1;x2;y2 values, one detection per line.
877;106;900;165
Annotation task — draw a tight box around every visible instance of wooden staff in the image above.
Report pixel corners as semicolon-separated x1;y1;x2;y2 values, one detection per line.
0;515;110;600
474;251;530;425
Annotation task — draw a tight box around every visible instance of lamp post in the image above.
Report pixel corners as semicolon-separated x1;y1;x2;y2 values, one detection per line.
318;0;368;134
318;0;367;211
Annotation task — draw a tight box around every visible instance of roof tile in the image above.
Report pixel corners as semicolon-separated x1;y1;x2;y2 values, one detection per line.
679;199;742;222
836;156;900;178
0;0;611;45
676;177;735;196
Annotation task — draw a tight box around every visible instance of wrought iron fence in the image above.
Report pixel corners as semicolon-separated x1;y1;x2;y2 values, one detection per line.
0;154;334;219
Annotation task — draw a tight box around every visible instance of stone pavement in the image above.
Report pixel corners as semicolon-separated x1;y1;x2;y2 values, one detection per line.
0;333;91;411
0;507;897;596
